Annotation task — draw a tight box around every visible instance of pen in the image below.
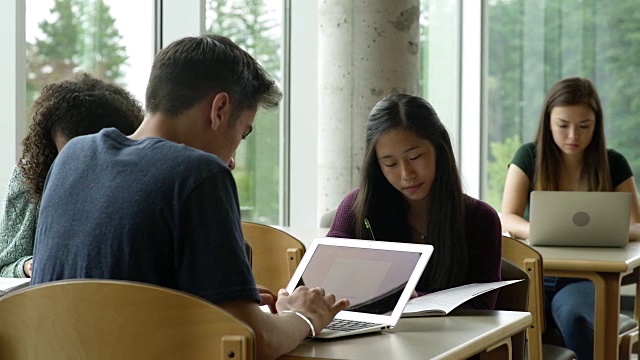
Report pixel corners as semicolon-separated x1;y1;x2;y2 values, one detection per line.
364;218;376;241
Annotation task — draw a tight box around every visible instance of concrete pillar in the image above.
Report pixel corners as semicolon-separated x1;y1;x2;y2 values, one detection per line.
317;0;420;219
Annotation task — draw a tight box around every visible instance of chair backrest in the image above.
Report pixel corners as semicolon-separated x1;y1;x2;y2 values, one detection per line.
502;235;546;360
319;208;337;228
0;279;254;360
496;258;530;312
495;258;530;360
241;221;306;292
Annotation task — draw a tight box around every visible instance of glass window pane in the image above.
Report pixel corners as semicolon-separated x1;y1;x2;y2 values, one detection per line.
485;0;640;209
420;0;460;160
26;0;154;113
206;0;284;225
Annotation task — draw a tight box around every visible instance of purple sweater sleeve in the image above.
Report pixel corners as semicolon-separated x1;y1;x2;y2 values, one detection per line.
326;189;359;238
459;196;503;310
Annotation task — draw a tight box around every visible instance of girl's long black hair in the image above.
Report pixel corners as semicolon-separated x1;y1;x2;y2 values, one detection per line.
353;94;468;292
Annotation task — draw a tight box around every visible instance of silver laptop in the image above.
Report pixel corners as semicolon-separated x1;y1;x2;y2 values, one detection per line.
529;191;632;247
285;237;433;339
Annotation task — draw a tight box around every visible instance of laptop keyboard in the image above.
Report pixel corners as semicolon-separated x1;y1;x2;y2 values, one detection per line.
325;319;379;332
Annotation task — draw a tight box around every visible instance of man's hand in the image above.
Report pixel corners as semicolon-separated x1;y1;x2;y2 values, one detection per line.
276;286;350;334
257;285;277;313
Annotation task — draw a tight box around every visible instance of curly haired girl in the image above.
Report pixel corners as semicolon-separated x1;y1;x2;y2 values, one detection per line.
0;73;143;277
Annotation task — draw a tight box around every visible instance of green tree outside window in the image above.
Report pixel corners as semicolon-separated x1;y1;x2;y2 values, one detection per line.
486;0;640;210
206;0;282;224
27;0;127;115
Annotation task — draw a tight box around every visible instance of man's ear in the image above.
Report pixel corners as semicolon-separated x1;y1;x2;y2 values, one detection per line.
209;92;231;131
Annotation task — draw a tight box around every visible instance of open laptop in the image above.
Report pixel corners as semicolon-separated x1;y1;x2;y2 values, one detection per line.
529;191;632;247
285;237;433;339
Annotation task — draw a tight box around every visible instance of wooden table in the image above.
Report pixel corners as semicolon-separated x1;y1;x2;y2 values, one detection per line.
282;309;531;360
272;227;531;359
531;242;640;360
275;226;640;358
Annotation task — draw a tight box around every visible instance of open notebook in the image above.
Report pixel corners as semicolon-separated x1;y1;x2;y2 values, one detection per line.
286;237;433;339
0;278;30;296
401;280;522;317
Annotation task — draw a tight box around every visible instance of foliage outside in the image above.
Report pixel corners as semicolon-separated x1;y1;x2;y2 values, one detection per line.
207;0;282;224
486;135;522;208
30;0;640;223
486;0;640;211
28;0;282;225
27;0;127;116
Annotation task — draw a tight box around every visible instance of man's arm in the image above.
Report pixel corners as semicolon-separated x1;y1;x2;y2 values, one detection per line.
178;168;349;359
220;286;349;360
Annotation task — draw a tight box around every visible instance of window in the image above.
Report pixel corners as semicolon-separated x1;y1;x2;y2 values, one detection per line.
206;0;284;224
485;0;640;209
26;0;154;113
420;0;461;161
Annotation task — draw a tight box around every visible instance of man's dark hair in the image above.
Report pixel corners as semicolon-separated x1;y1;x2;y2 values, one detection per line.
145;34;282;121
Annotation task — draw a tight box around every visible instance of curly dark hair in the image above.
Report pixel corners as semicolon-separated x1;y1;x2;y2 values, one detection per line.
20;72;144;202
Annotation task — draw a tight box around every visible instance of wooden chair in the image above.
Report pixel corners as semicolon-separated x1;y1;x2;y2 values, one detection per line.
0;279;254;360
619;321;639;360
619;268;640;360
241;221;306;292
482;258;530;360
319;208;337;228
504;235;638;359
501;235;577;360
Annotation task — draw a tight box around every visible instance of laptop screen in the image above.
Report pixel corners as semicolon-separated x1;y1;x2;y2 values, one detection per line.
291;241;425;315
287;238;433;326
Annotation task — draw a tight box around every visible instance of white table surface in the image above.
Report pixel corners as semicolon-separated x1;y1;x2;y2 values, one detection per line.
283;309;532;360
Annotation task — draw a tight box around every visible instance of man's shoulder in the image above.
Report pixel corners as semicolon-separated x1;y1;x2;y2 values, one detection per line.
68;129;228;173
157;142;226;168
169;147;230;180
52;130;231;197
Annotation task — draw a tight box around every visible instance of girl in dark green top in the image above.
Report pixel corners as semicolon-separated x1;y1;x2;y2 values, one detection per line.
502;77;640;241
501;77;640;359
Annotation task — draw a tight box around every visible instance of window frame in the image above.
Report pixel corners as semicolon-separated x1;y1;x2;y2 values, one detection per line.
2;0;487;226
0;0;26;197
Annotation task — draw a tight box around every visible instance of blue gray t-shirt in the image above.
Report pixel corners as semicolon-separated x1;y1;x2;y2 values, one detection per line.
31;128;260;305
